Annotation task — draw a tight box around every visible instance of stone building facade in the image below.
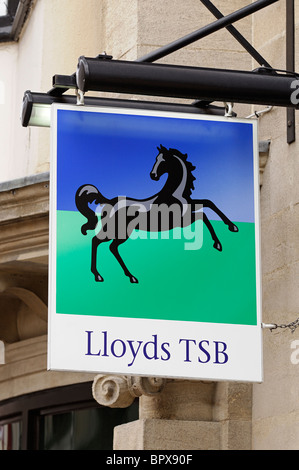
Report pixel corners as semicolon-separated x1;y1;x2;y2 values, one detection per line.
0;0;298;450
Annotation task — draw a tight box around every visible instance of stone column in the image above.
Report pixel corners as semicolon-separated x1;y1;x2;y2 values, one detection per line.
92;375;252;450
124;380;221;450
92;375;221;450
111;379;252;450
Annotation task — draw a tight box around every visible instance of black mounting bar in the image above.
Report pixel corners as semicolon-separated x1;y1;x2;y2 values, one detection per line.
76;57;299;109
21;90;230;127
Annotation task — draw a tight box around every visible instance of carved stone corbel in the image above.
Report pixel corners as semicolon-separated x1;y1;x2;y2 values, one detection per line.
127;376;166;397
92;374;166;408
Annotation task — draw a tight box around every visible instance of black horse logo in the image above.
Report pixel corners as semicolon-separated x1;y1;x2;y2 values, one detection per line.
75;145;238;284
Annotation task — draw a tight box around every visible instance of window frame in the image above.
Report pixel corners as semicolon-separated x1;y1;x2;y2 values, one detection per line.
0;414;22;450
0;382;103;450
0;0;32;42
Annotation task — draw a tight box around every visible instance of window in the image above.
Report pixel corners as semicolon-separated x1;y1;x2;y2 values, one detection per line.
39;405;138;450
0;382;138;450
0;416;22;450
0;0;33;42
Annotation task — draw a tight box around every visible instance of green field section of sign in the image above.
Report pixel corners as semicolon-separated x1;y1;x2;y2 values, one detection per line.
55;210;257;325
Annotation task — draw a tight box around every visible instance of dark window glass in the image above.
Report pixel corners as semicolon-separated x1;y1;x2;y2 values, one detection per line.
39;403;138;450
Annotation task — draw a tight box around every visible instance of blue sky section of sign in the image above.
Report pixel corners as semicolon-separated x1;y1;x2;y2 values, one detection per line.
56;108;255;223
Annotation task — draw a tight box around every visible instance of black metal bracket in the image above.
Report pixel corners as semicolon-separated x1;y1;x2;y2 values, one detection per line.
50;0;280;97
136;0;279;63
202;0;296;143
286;0;296;143
49;54;113;97
199;0;273;69
24;0;298;133
50;0;282;102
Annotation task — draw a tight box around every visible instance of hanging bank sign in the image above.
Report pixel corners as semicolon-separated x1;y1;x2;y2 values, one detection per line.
48;104;263;382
